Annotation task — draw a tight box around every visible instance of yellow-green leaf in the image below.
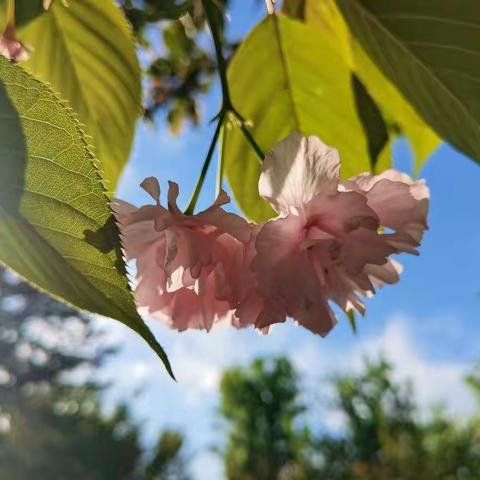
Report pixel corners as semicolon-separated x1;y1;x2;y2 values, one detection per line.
308;0;439;173
16;0;141;189
224;14;381;223
335;0;480;167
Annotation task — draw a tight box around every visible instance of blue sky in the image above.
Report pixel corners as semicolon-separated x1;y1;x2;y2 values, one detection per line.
98;2;480;478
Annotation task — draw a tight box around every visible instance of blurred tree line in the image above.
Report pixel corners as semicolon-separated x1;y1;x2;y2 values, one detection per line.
220;357;480;480
0;268;189;480
2;266;480;479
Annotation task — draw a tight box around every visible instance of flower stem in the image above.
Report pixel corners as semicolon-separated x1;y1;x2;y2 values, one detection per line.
202;0;230;106
184;112;224;215
216;123;226;196
231;107;265;161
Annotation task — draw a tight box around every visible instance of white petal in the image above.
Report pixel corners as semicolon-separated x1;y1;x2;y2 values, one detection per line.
259;132;340;213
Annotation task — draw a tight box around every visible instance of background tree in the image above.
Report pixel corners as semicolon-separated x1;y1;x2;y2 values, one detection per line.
0;267;190;480
219;357;313;480
316;359;426;479
314;359;480;479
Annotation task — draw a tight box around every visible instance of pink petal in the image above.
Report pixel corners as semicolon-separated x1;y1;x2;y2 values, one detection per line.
306;191;379;237
364;259;403;289
253;215;336;335
342;169;429;253
140;177;161;204
339;227;396;274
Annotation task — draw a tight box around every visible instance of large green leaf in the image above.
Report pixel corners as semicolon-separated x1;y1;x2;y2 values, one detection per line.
15;0;141;189
0;0;6;31
0;57;173;377
335;0;480;165
308;0;439;173
224;14;388;223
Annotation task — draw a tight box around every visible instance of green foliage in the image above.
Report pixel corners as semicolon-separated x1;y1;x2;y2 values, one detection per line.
16;0;141;188
145;430;191;480
1;390;144;479
220;356;480;480
308;0;440;173
147;19;215;133
315;359;480;479
122;0;191;31
0;57;172;376
223;13;388;222
220;358;312;480
0;0;6;31
336;0;480;166
0;268;189;480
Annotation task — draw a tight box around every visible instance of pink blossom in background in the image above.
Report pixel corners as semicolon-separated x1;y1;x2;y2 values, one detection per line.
113;178;251;332
241;132;429;335
0;24;28;63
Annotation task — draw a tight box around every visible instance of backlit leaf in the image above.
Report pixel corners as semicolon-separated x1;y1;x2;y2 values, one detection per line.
336;0;478;166
16;0;141;189
309;0;439;173
0;57;173;377
224;14;382;222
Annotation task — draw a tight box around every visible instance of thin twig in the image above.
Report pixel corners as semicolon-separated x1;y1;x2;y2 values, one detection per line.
184;112;225;215
203;0;264;160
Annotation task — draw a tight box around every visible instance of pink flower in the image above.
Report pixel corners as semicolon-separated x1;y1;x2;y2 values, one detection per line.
0;24;28;63
113;178;251;332
237;132;429;335
232;226;287;333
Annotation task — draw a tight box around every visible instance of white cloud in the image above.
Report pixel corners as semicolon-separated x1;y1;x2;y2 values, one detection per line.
351;316;476;420
292;315;476;432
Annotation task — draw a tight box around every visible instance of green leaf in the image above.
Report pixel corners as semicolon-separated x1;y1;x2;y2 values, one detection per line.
309;0;439;173
347;310;357;334
351;73;389;171
16;0;141;189
224;14;382;223
335;0;478;166
0;0;7;31
282;0;306;20
0;57;173;378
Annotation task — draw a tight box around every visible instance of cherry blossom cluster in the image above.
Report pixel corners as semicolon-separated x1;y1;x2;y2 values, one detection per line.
113;133;429;335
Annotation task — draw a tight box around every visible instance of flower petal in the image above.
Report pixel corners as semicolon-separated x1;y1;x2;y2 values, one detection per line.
140;177;161;204
253;214;336;335
343;169;429;239
259;132;340;213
